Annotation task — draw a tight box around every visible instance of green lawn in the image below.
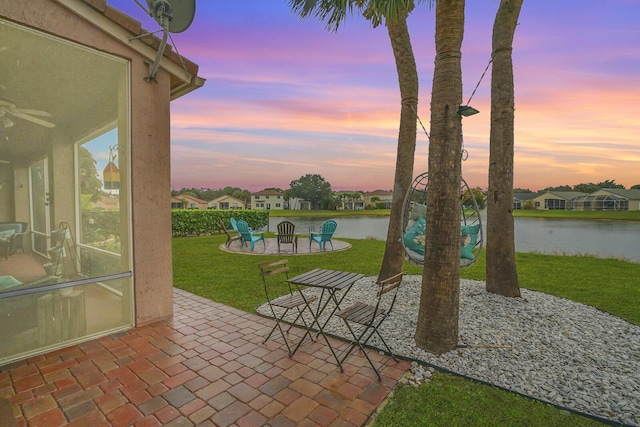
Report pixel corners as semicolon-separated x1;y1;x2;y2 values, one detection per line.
172;234;639;426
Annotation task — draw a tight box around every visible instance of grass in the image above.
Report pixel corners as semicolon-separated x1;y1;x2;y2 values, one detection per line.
372;372;604;427
172;234;639;426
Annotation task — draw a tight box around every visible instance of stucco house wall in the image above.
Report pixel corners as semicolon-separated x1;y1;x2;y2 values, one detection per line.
252;189;284;210
209;195;246;210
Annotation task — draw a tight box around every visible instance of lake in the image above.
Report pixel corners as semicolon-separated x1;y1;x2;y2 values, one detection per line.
269;214;640;263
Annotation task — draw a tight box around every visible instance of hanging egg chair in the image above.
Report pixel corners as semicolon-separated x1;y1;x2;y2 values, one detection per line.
401;172;483;268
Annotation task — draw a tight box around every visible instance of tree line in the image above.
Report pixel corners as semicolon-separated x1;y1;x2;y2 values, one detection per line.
171;177;637;209
516;180;640;194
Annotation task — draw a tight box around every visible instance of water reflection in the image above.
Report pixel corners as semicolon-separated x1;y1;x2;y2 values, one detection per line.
269;215;640;263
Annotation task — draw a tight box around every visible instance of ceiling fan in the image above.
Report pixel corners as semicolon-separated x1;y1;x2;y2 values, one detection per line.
0;99;55;128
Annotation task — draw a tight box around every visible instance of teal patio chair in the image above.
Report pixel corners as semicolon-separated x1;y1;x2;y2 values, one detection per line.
309;220;337;251
236;220;265;251
229;217;243;243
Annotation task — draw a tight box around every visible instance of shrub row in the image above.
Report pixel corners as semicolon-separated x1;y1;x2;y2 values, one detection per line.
171;209;269;237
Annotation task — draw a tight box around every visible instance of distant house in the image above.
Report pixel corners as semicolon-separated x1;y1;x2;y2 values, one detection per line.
567;188;640;211
531;191;586;210
364;190;393;209
252;189;284;210
94;195;120;210
289;197;311;210
171;194;208;210
513;193;537;210
335;191;366;210
208;195;246;210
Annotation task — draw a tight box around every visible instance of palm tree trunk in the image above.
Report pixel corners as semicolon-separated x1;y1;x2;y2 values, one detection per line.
486;0;523;297
378;16;418;281
415;0;465;354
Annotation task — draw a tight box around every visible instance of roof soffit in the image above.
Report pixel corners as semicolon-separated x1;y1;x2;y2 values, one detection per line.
53;0;203;98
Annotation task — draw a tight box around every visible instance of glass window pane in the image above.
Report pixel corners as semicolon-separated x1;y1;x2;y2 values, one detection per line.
0;19;133;365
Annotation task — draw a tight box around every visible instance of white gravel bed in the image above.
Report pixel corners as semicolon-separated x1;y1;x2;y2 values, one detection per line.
256;276;640;426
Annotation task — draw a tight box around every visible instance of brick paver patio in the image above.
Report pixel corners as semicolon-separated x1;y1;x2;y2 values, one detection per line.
0;288;410;426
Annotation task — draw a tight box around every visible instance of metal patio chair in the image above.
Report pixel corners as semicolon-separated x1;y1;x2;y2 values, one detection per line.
259;259;318;356
336;272;403;381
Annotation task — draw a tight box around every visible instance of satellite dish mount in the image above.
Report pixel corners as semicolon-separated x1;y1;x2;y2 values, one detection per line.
144;0;196;81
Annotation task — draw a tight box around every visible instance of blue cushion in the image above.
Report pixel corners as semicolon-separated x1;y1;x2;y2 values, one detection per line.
402;216;426;255
460;224;480;259
0;229;15;240
403;219;480;260
0;275;22;291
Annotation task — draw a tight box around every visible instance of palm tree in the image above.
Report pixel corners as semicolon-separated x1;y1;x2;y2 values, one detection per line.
486;0;523;297
414;0;466;354
288;0;419;282
376;10;419;281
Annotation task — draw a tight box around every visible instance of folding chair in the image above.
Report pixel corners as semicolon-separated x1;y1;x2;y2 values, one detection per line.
336;272;403;381
259;260;318;357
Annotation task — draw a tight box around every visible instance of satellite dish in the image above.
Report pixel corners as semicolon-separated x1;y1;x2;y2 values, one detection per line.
144;0;196;81
146;0;196;34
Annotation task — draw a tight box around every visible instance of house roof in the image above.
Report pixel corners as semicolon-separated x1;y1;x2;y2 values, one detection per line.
210;195;245;204
253;189;283;196
537;191;587;200
172;194;207;204
61;0;205;99
513;193;537;201
595;188;640;199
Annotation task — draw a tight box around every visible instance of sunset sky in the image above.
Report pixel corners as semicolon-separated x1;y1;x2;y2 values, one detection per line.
109;0;640;192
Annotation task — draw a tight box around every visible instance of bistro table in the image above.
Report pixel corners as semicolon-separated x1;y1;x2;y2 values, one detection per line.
287;268;365;371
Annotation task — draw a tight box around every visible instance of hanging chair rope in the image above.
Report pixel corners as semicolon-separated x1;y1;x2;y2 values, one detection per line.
465;56;493;107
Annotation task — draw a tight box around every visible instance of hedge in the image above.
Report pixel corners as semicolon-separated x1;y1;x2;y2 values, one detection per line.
171;209;269;237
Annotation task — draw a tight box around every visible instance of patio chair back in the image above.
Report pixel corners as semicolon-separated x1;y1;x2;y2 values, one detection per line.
276;221;297;253
219;218;242;247
309;220;337;251
236;220;265;251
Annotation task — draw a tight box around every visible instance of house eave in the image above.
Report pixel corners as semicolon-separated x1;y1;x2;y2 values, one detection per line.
54;0;205;100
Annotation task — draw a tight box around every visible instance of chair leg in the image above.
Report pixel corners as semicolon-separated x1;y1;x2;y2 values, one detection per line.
264;307;303;357
263;307;291;350
339;320;382;381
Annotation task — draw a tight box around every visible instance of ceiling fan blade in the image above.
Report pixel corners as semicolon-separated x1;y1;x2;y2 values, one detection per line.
8;110;55;128
13;108;52;117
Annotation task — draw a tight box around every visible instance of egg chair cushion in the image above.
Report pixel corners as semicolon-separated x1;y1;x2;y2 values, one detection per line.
402;216;426;255
460;224;481;259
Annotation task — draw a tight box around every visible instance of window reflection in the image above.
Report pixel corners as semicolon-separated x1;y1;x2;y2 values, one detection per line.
0;18;133;365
